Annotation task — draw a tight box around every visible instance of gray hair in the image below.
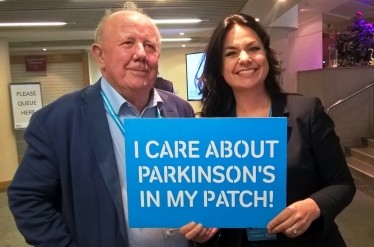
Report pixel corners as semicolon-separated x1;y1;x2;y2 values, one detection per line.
94;1;161;47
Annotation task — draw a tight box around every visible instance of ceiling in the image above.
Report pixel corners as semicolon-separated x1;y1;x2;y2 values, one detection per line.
298;0;374;34
1;0;374;52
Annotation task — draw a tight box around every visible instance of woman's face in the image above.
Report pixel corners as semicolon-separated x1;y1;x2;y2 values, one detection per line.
221;24;269;93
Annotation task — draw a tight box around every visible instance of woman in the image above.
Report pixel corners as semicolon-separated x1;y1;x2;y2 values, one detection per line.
180;13;356;247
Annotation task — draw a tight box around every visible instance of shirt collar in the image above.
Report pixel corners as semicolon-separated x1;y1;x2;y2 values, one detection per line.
100;77;163;114
150;88;164;111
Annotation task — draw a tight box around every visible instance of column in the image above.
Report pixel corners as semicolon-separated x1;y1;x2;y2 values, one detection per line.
0;38;18;189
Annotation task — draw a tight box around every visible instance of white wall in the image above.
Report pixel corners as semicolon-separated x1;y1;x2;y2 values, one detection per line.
88;51;101;84
290;14;323;92
268;28;291;92
159;47;204;113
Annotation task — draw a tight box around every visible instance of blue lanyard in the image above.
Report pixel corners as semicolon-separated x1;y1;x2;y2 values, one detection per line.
100;90;162;136
235;106;272;117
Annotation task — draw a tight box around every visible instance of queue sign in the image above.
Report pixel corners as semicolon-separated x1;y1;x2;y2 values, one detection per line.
9;83;43;129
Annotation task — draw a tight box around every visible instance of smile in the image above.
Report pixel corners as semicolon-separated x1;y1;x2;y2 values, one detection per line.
237;69;257;75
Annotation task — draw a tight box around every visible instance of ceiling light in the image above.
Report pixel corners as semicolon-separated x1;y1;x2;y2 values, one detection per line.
255;18;260;22
180;32;185;35
161;38;192;42
43;48;47;51
0;22;67;27
182;44;186;47
152;19;201;24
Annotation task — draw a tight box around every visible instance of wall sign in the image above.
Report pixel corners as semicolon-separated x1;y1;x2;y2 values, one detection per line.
25;55;46;71
9;82;43;129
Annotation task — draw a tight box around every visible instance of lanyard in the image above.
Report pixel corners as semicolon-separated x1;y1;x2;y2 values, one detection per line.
101;90;162;136
234;106;272;117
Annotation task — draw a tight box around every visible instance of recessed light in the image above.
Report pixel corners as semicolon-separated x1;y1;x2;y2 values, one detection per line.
161;38;192;42
0;22;67;27
180;32;185;35
182;44;186;47
255;18;260;22
152;19;201;24
43;48;47;51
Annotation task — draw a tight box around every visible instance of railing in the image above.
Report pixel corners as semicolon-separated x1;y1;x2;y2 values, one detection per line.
327;82;374;114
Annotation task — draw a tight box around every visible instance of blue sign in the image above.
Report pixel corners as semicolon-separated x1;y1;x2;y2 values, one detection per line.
124;118;287;228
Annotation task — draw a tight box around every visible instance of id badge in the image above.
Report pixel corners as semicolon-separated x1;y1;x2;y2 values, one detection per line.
247;228;277;241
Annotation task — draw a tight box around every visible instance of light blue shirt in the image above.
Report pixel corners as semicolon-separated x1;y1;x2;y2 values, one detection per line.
100;77;188;247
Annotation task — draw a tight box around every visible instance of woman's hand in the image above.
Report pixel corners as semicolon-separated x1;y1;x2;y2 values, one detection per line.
267;198;321;238
179;222;219;243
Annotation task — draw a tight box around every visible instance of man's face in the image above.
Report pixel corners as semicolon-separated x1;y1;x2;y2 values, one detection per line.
95;11;160;95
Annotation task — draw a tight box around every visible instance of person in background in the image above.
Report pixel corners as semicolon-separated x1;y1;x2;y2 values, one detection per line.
7;2;197;247
180;13;356;247
154;72;175;93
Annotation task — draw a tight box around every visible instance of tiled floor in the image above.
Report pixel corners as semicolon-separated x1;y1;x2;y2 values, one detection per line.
355;177;374;199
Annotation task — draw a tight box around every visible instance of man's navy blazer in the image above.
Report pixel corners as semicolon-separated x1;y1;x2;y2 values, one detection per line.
154;76;174;93
8;80;195;247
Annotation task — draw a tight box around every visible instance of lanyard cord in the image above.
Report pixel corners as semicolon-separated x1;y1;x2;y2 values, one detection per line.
100;90;162;136
234;105;272;117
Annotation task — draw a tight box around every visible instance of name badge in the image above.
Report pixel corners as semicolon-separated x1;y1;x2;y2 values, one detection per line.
247;228;277;241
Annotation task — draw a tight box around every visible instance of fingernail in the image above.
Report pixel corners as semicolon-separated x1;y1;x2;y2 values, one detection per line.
197;223;203;229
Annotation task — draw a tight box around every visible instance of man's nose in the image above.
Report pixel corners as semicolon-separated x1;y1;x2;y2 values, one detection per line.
133;43;147;61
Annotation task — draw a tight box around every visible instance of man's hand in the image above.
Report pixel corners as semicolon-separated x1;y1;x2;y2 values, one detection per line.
179;222;219;243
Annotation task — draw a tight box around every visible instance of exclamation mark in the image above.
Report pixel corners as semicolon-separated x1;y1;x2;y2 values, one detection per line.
269;191;273;208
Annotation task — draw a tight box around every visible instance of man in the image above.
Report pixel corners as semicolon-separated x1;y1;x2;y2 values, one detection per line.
154;73;175;93
7;3;197;247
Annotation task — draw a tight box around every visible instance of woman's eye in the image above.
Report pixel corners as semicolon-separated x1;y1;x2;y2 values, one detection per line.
225;51;237;57
248;47;260;53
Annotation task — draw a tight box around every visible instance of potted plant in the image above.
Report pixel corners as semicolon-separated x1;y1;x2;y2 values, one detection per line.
335;12;374;67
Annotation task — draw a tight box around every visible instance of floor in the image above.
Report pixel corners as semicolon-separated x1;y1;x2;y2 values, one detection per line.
0;181;373;247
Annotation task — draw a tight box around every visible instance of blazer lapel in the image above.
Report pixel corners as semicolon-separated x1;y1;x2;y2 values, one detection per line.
157;91;179;117
80;81;128;243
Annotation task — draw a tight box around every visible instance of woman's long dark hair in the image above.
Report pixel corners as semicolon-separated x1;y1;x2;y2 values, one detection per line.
198;13;283;117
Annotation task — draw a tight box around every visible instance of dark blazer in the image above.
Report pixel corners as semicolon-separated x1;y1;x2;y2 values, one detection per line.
7;80;195;247
154;76;175;93
205;94;356;247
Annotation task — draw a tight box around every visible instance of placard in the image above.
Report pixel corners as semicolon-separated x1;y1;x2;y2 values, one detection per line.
124;118;287;228
9;83;43;129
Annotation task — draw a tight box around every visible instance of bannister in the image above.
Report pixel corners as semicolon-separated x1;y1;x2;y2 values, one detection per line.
327;82;374;114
